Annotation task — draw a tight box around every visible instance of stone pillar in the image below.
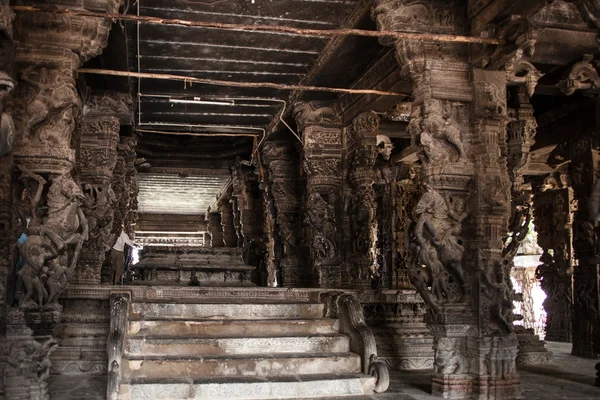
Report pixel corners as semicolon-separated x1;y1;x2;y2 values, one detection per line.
76;92;132;285
231;160;264;267
293;101;343;287
262;141;302;287
217;189;238;247
345;112;379;289
373;2;520;398
205;211;224;248
505;87;553;366
5;2;122;397
101;136;138;283
0;3;15;395
532;177;574;343
569;139;600;358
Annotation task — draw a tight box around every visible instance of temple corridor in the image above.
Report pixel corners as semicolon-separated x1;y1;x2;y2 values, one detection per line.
2;1;600;400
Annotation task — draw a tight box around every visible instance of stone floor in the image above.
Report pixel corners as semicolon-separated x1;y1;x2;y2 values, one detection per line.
47;342;600;400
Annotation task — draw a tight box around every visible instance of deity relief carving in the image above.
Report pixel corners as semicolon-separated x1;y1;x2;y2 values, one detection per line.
434;337;469;374
16;168;88;308
408;184;469;311
479;251;515;334
409;99;466;166
304;191;338;263
14;66;79;149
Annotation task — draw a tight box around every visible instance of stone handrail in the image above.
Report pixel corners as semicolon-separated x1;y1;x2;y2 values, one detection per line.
107;292;131;400
320;291;390;393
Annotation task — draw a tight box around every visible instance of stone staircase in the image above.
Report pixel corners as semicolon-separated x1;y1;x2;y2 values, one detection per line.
132;247;254;286
116;296;384;399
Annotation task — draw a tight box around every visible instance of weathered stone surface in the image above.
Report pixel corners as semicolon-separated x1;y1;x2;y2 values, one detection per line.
119;374;375;400
128;318;339;338
130;302;325;320
125;335;350;357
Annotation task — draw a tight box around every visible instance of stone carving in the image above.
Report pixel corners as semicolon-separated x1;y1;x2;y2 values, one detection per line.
479;251;515;334
5;337;57;399
480;16;543;96
13;66;80;170
293;101;339;131
409;184;468;310
17;168;88;307
0;71;16;157
217;190;238;247
261;141;302;286
410;99;466;166
305;191;338;263
579;0;600;29
107;293;130;400
434;337;468;374
376;135;394;161
558;54;600;95
372;0;464;44
321;292;390;393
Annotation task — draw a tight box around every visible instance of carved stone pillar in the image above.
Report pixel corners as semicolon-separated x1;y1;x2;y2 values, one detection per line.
206;211;224;248
217;189;238;247
0;4;15;395
532;178;574;343
345;112;379;289
373;2;519;398
5;2;122;397
262;141;302;287
294;101;343;288
231;160;264;267
76;92;132;285
569;139;600;358
4;309;59;400
101;136;138;283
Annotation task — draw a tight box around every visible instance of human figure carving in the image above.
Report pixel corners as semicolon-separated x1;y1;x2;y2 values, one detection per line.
421;99;466;161
480;252;514;333
305;192;337;262
411;183;468;307
16;169;88;307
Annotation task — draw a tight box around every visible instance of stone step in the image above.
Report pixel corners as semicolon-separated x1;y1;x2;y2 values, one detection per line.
128;318;339;338
122;353;361;379
130;302;324;320
133;268;253;286
125;335;350;356
118;374;376;400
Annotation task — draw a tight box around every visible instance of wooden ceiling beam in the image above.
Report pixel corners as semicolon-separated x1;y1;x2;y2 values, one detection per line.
12;5;500;45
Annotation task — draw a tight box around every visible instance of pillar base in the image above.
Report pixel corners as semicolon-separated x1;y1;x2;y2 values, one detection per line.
473;374;521;400
432;373;473;399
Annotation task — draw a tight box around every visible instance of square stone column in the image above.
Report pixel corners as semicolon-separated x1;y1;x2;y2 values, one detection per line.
294;102;343;288
372;2;521;398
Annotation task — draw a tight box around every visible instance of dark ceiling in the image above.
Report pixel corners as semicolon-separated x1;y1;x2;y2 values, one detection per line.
82;0;386;216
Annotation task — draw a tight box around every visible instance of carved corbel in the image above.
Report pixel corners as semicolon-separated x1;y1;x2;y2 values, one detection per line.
557;54;600;95
481;16;544;97
292;101;340;132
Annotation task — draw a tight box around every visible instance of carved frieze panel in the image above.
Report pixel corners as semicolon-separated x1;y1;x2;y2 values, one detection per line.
83;91;133;125
372;0;466;45
13;65;80;173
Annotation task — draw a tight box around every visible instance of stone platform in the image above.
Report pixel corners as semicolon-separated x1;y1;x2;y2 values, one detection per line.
132;247;255;286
